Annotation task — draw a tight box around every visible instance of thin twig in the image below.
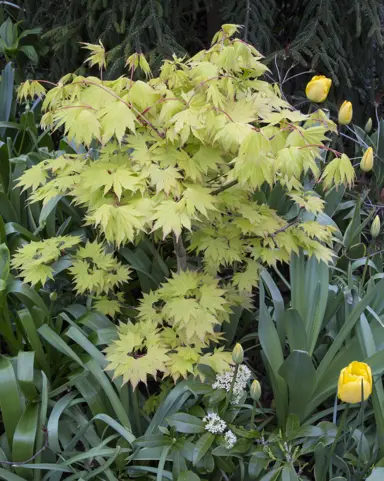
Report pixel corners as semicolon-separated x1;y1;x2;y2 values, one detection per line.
211;180;238;195
243;219;301;241
282;70;314;85
187;75;237;106
0;427;48;466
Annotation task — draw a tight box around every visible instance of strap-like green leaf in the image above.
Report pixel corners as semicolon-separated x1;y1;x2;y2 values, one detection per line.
0;355;23;446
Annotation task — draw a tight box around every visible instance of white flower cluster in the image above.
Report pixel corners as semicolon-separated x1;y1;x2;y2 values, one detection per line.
212;364;252;404
224;430;237;450
203;413;238;450
203;413;227;434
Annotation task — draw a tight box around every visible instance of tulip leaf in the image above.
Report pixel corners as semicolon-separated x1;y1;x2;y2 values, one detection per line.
261;269;285;346
317;278;384;383
290;253;329;355
259;283;288;425
279;350;317;422
284;309;307;353
357;313;384;456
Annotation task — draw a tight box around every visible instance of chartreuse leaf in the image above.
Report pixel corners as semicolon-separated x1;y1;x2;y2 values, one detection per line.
0;355;23;446
321;154;355;189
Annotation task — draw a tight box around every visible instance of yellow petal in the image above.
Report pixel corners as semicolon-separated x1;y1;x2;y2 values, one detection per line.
338;379;372;404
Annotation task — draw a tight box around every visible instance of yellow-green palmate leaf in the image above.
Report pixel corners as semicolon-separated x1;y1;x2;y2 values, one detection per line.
230;130;274;188
93;293;124;317
12;236;81;285
87;197;153;246
68;241;131;295
321;153;355;189
105;270;235;387
98;98;137;143
17;80;46;101
107;344;170;390
82;40;107;70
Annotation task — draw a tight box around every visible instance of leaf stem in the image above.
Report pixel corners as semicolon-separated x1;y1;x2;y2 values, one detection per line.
211;180;238;195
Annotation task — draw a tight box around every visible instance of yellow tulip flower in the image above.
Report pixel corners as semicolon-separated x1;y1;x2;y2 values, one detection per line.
337;361;372;404
364;117;373;134
371;215;381;239
338;101;353;125
360;147;373;172
360;147;374;172
305;75;332;103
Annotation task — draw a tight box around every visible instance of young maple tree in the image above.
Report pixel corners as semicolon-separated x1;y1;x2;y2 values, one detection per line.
13;24;354;387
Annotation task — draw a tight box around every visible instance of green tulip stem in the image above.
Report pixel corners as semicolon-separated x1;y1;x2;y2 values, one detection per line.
357;380;366;478
360;255;370;295
325;404;349;481
360;239;374;295
250;400;257;427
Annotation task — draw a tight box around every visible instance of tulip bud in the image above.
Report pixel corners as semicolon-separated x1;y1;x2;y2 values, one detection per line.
364;117;373;134
305;75;332;103
338;101;353;125
250;380;261;401
371;215;381;239
360;147;374;172
232;343;244;365
49;291;58;301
